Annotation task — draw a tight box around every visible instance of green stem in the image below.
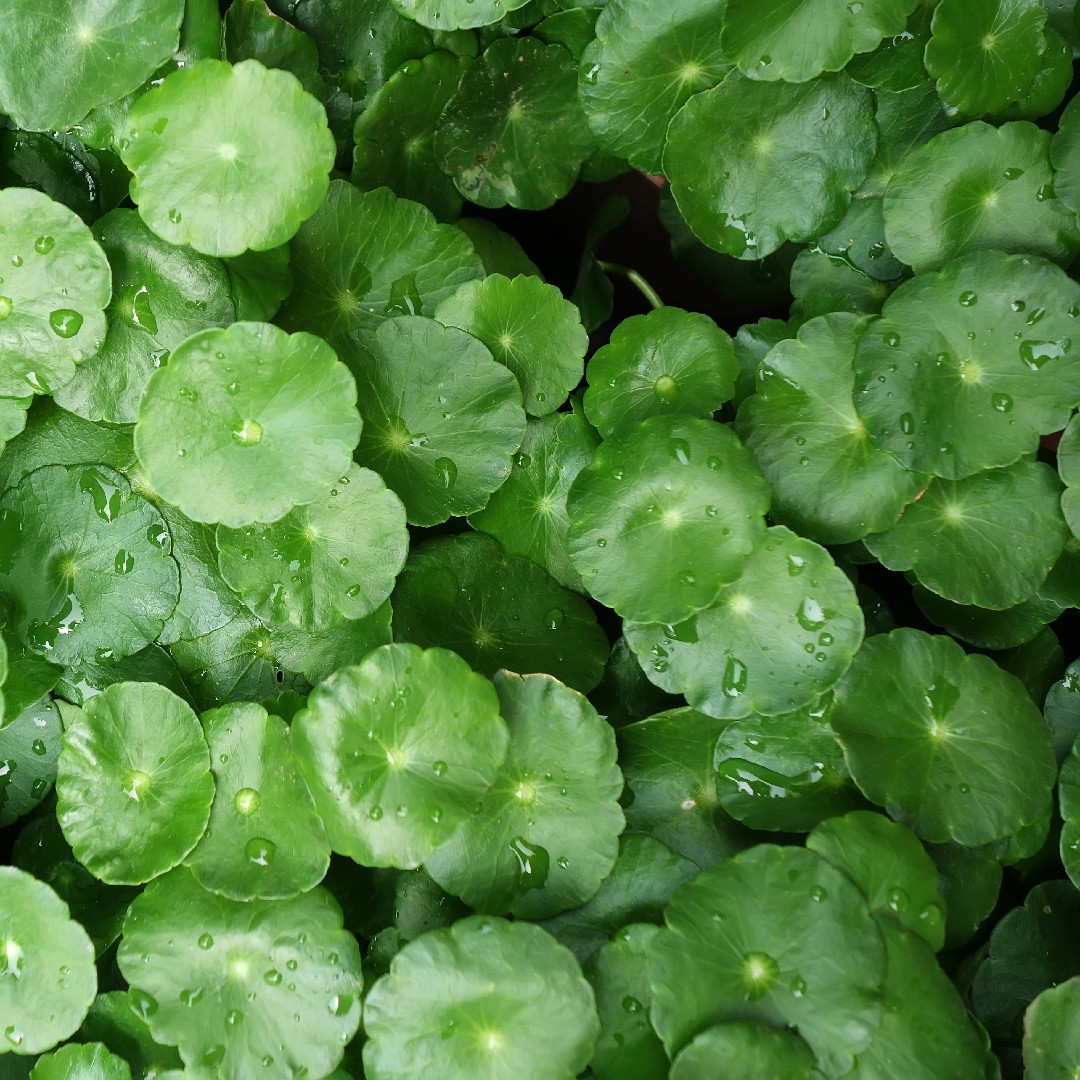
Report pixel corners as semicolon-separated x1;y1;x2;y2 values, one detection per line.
597;260;665;310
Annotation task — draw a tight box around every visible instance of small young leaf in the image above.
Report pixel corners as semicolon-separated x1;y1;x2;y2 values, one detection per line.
669;1023;817;1080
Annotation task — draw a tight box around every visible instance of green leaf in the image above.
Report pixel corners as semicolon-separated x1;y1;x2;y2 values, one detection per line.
185;703;330;900
435;273;587;416
269;602;393;685
583;308;737;438
831;628;1057;845
56;682;214;884
468;411;600;592
664;72;876;259
882;121;1080;273
52;208;236;425
568;415;770;624
864;459;1067;609
1051;91;1080;216
669;1023;817;1080
29;1043;131;1080
619;707;752;868
624;526;864;720
924;0;1047;116
390;0;533;29
224;0;326;101
117;869;362;1078
11;815;139;957
0;464;180;668
0;866;97;1056
584;924;668;1080
913;582;1063;649
352;51;469;222
578;0;730;174
279;181;484;352
424;671;624;919
648;844;885;1074
537;834;699;961
1023;978;1080;1079
807;810;946;950
926;841;1003;950
216;464;407;630
572;194;629;332
293;643;509;869
0;0;184;132
0;697;61;827
454;218;542;279
846;5;934;92
789;247;893;321
363;916;599;1079
971;880;1080;1042
134;321;361;527
713;699;866;832
721;0;920;83
223;246;293;322
845;920;992;1079
435;36;595;210
736;313;927;545
853;251;1080;478
1043;659;1080;761
75;993;183;1077
1058;735;1080;889
0;189;111;399
121;58;335;257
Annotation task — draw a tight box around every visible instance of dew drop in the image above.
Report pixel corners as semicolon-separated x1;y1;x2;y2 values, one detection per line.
959;290;978;307
1002;166;1024;181
721;655;748;699
669;437;691;465
245;837;276;866
886;887;909;913
622;996;643;1014
369;805;383;820
1036;183;1056;202
796;597;826;631
263;969;282;986
434;457;457;489
0;296;11;320
114;549;135;575
883;331;901;347
991;392;1013;413
34;235;55;254
232;419;263;446
168;208;182;223
545;607;564;630
197;933;214;950
810;885;827;902
899;412;915;435
49;309;83;338
234;787;260;815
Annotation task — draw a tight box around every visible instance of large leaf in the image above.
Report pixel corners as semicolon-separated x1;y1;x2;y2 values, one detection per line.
1023;979;1080;1079
389;0;533;30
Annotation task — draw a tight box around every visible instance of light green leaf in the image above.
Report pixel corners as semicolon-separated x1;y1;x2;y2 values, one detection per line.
216;464;407;630
223;245;292;322
56;682;214;884
831;628;1057;845
269;602;393;685
0;0;183;132
185;703;330;900
293;643;509;869
1051;91;1080;215
583;308;737;438
117;869;362;1078
846;5;934;92
75;992;182;1078
1023;978;1080;1079
363;916;598;1079
392;531;609;692
135;321;361;527
648;845;885;1075
424;671;624;919
0;464;180;668
913;582;1063;650
454;218;542;279
736;312;927;545
0;867;97;1056
435;36;595;209
435;273;587;416
669;1023;817;1080
625;526;864;720
224;0;326;100
390;0;533;29
29;1043;131;1080
0;189;111;399
664;72;876;259
0;697;61;827
1058;735;1080;889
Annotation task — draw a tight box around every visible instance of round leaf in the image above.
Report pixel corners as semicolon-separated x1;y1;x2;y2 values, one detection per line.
424;671;624;919
117;869;362;1079
121;59;336;257
0;464;180;668
0;0;183;132
625;526;864;720
721;0;919;83
135;321;361;527
269;601;393;685
831;628;1057;845
913;582;1063;650
0;697;62;827
924;0;1047;116
185;703;330;901
52;208;236;425
567;415;771;624
853;250;1080;478
1058;736;1080;888
736;312;928;545
349;315;524;526
664;72;876;259
0;189;111;400
216;464;407;630
363;916;599;1079
926;842;1003;950
1023;978;1080;1079
1050;91;1080;215
293;643;509;869
468;410;601;592
578;0;731;173
29;1043;131;1080
435;273;587;416
669;1023;817;1080
883;121;1080;273
648;844;885;1074
277;181;484;354
56;682;214;884
435;36;595;210
391;532;610;693
0;866;97;1056
864;459;1067;610
583;307;737;438
389;0;532;30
